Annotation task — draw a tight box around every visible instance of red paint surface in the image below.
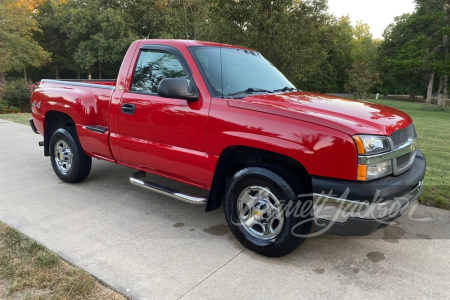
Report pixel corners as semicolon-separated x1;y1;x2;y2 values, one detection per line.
32;39;413;189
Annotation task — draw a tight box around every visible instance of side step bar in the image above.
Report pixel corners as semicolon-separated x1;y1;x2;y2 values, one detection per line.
129;171;208;205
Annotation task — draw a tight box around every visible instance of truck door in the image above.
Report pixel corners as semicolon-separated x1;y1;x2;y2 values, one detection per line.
117;45;209;185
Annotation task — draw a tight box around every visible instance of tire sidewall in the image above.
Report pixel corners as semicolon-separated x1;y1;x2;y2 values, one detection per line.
50;128;84;182
224;167;312;257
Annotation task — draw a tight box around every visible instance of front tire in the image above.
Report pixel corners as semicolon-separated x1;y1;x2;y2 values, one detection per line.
50;127;91;183
224;165;312;257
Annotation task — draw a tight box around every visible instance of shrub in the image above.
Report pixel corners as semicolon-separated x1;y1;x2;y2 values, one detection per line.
29;81;40;95
0;100;20;114
0;79;33;112
421;105;449;113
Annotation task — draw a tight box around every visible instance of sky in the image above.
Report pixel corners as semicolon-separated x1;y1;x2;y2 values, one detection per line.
327;0;416;39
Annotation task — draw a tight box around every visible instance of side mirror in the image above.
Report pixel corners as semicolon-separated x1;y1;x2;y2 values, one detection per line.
158;78;199;101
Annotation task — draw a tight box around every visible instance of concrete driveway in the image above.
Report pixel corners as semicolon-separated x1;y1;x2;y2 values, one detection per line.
1;119;449;300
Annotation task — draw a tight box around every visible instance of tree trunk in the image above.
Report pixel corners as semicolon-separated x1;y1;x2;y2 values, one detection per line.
443;78;448;108
438;75;448;107
99;61;102;79
426;72;434;104
409;93;416;101
440;1;448;108
23;67;27;81
77;71;80;79
55;67;60;79
0;73;6;85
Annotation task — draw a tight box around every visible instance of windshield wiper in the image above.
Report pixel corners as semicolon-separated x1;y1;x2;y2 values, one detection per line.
228;88;273;96
273;87;299;92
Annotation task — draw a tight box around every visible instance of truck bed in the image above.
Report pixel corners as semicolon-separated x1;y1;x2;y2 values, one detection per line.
32;79;118;162
40;79;117;89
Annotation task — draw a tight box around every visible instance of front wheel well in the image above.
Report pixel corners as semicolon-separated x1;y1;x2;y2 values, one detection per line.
43;111;75;156
206;146;312;212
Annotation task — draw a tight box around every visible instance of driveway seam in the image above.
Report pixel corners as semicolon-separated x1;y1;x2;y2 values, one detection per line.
177;248;245;299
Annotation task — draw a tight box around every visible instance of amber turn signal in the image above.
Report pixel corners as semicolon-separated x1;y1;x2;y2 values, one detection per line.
353;136;365;155
357;164;368;181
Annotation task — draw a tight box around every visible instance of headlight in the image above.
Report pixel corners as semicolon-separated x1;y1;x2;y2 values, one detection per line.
358;161;393;181
353;135;391;155
354;135;393;181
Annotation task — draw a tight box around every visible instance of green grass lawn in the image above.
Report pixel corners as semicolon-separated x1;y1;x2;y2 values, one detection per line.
365;99;450;210
0;113;32;125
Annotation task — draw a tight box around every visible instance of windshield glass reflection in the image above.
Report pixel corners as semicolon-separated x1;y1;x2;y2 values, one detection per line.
191;47;295;97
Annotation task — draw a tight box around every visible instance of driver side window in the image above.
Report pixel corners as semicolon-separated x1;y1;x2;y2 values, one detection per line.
131;49;189;94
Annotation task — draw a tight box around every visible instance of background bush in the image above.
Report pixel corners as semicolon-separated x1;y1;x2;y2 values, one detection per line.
421;105;450;113
0;101;20;114
0;79;33;112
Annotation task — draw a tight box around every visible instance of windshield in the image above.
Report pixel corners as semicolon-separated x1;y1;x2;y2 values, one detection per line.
190;46;295;97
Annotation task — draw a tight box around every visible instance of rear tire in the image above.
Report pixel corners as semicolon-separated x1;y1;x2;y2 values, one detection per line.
50;127;91;183
224;164;312;257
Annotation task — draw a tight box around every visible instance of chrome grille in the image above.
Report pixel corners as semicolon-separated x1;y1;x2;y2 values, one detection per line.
391;124;414;148
396;152;413;169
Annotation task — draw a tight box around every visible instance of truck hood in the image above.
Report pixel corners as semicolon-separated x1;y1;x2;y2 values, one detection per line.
227;92;412;136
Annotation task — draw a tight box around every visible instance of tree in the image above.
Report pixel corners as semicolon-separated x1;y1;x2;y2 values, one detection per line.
203;0;330;87
351;22;381;93
72;8;137;78
379;13;432;101
414;0;449;107
437;0;449;107
379;1;450;107
0;0;51;83
34;0;78;79
100;0;210;40
303;16;355;93
60;0;137;78
345;58;381;99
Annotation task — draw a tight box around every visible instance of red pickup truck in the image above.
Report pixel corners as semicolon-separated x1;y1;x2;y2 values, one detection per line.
30;39;426;257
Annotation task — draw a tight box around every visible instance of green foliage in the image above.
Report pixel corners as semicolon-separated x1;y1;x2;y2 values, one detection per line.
58;1;137;77
4;0;368;87
302;17;380;93
347;21;382;97
379;0;450;103
379;13;430;96
302;16;354;92
421;105;450;112
33;0;78;79
0;79;33;112
203;0;330;87
0;100;20;114
0;0;51;77
72;8;137;70
352;22;377;61
2;0;448;98
345;58;381;99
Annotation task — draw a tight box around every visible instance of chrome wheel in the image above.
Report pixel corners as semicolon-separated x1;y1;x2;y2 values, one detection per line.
54;139;73;174
237;186;284;240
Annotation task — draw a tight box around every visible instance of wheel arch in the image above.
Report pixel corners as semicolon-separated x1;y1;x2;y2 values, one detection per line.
206;146;312;212
43;110;76;156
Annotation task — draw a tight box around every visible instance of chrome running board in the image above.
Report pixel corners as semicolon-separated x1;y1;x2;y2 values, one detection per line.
129;171;208;205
